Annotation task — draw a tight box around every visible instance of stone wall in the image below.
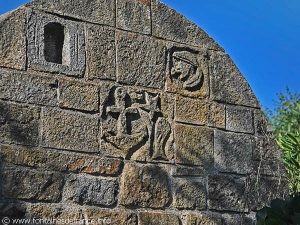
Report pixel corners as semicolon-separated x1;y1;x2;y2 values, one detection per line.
0;0;288;224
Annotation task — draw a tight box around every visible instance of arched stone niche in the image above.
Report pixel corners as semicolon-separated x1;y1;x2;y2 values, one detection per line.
0;0;288;224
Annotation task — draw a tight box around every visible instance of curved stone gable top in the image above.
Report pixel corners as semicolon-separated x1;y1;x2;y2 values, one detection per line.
0;0;287;223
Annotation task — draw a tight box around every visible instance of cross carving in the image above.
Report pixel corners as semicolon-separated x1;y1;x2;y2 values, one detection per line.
107;87;139;136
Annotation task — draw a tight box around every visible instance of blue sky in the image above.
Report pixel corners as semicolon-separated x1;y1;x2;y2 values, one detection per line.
1;0;299;111
161;0;300;111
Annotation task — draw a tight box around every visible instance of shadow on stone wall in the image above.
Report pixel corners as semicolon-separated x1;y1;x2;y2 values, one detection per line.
0;102;38;220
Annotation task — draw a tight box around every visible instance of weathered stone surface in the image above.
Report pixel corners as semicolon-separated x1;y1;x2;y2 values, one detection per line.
117;0;151;34
222;213;255;225
139;212;181;225
152;0;222;50
0;145;122;176
209;51;259;107
119;163;171;208
41;108;98;152
165;46;209;98
248;175;289;210
0;9;26;70
171;166;206;177
214;130;253;174
0;70;58;106
116;31;166;88
29;204;60;219
58;80;99;112
0;203;27;218
208;102;225;129
175;96;209;125
27;11;85;76
2;166;64;202
253;136;282;161
101;86;174;161
63;175;117;206
226;105;254;134
175;124;214;166
254;109;268;136
0;0;287;221
86;24;116;80
186;213;222;225
0;101;40;146
253;159;286;177
28;0;115;26
85;208;137;225
208;174;248;212
29;204;85;221
173;179;206;209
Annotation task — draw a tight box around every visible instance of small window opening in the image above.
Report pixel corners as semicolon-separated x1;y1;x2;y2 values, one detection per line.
44;23;65;64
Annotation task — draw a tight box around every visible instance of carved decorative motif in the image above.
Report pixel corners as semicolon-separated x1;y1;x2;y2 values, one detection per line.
101;87;172;160
166;47;208;97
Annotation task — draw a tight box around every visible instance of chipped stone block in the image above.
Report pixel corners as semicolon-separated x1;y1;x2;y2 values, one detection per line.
214;130;253;174
63;175;117;206
0;9;26;70
0;145;122;176
85;208;137;225
117;0;151;34
248;175;289;210
173;179;206;210
208;102;225;129
226;105;254;134
27;11;85;76
175;124;213;167
0;69;58;106
139;212;181;225
175;96;209;125
116;31;166;89
58;80;99;112
41;108;98;152
0;101;40;146
186;213;222;225
208;174;248;212
2;166;64;202
152;0;222;50
28;0;115;26
209;51;259;107
119;163;171;208
86;24;116;80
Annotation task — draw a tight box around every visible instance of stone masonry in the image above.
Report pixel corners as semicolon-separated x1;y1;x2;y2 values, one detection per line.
0;0;288;224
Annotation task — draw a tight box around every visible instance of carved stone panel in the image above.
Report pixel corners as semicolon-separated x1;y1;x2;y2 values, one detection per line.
27;11;85;76
0;1;288;223
166;46;208;97
100;86;174;161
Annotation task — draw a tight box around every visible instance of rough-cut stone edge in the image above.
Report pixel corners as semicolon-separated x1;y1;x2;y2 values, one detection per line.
151;0;224;51
0;7;27;71
25;0;116;27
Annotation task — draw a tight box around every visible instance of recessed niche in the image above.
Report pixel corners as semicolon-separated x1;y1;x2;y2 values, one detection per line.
44;22;65;64
27;11;86;76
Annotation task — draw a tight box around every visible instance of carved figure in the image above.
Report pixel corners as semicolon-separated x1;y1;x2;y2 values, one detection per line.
166;47;206;94
102;87;171;160
103;87;148;158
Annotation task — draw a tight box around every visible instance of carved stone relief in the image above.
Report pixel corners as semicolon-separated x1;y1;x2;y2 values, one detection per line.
166;46;208;97
101;86;173;161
